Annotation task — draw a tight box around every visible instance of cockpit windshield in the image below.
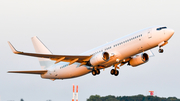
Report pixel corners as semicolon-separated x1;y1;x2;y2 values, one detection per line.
156;27;167;31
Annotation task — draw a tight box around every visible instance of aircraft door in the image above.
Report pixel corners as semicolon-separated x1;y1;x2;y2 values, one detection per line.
146;29;155;47
147;30;152;39
137;34;144;53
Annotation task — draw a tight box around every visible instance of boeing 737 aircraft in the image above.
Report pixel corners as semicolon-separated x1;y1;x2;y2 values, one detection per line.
8;26;174;80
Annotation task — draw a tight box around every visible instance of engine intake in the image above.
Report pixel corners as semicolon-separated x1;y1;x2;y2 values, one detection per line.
129;53;149;67
89;52;110;66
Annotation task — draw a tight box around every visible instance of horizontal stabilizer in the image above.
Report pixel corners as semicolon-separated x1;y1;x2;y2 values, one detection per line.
8;70;48;74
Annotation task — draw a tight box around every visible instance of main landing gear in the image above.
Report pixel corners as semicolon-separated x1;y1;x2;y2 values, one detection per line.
110;69;119;76
110;64;120;76
92;68;100;76
91;63;121;76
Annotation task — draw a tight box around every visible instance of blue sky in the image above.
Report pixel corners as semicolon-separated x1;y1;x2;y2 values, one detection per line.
0;0;180;101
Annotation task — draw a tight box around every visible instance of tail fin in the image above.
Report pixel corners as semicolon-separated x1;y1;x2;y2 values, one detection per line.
31;36;55;69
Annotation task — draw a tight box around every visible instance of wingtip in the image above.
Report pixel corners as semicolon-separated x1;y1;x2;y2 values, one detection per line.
7;41;19;54
31;36;38;39
8;71;15;73
7;71;12;73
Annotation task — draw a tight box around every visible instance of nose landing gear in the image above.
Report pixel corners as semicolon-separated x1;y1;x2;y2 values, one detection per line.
159;48;164;53
158;41;168;53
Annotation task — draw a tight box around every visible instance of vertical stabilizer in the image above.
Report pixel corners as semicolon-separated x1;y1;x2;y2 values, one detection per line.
31;36;55;69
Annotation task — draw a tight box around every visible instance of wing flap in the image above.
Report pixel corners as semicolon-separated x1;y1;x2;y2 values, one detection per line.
8;70;48;74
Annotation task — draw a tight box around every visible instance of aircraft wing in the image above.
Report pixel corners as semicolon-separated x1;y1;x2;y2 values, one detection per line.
8;70;48;74
8;42;92;64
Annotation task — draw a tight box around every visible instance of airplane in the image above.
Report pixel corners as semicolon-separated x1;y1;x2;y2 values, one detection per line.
8;26;174;80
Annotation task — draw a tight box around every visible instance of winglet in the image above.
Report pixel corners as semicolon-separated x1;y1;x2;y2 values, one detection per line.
8;41;21;54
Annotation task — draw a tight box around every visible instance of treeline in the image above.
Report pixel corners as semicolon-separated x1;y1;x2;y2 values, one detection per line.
87;94;180;101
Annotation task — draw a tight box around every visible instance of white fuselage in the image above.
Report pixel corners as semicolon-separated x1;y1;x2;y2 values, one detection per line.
41;26;174;79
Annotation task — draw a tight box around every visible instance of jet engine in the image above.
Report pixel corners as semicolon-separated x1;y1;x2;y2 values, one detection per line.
129;53;149;67
89;52;110;66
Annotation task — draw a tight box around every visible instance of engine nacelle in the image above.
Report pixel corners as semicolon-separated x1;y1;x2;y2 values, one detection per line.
129;53;149;67
89;52;110;66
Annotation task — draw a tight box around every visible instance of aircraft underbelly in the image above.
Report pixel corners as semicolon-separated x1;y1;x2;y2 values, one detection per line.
57;65;90;79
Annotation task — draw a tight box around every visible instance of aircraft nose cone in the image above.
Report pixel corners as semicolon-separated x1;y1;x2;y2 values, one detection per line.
164;29;174;41
168;29;174;37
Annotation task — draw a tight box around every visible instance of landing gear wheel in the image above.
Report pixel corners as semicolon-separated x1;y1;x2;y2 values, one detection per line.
110;69;115;75
96;69;100;75
92;70;96;76
114;70;119;76
159;49;164;53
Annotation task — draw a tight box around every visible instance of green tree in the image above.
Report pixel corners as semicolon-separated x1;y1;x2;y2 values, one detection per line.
87;95;180;101
87;95;102;101
167;97;179;101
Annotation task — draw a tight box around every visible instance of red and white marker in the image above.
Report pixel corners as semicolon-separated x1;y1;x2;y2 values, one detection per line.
72;85;78;101
149;91;154;96
76;85;78;101
72;85;75;101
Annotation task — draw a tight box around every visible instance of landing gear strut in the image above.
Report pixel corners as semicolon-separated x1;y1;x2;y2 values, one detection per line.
92;68;100;76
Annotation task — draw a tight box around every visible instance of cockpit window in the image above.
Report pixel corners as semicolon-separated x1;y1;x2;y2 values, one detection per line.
156;27;167;31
